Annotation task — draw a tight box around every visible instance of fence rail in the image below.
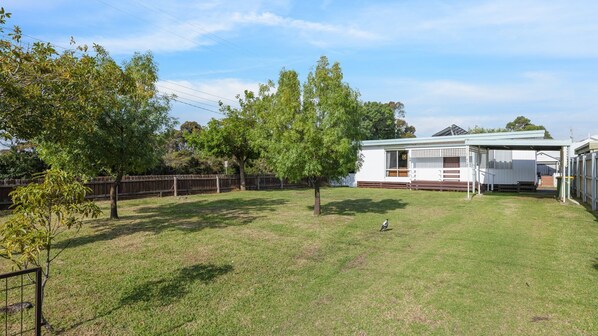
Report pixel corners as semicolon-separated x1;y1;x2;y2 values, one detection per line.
570;152;597;211
0;174;307;208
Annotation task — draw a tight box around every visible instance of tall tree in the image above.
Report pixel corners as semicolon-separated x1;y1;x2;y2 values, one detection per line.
40;52;173;219
260;56;363;215
505;116;552;138
0;8;103;144
469;116;552;139
186;93;261;190
360;101;415;140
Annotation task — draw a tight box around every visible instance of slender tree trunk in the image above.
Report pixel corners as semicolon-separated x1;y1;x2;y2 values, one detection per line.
41;244;53;332
239;160;246;191
110;172;123;219
313;178;321;215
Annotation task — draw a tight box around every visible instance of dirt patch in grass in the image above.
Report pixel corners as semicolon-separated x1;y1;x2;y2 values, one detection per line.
531;316;550;322
294;244;322;268
342;253;367;271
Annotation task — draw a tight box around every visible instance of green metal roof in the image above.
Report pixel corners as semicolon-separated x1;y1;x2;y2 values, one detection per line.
361;130;546;147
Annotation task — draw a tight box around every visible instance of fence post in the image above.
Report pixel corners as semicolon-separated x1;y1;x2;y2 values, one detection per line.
257;175;260;190
174;176;178;197
216;175;221;193
592;152;596;211
280;178;283;189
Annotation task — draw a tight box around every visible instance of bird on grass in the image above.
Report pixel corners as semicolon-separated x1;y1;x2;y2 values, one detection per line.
380;219;389;232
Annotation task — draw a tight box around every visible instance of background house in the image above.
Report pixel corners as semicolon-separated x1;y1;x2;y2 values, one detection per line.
356;129;571;196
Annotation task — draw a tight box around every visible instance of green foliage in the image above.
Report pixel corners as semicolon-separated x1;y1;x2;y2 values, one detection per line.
186;93;261;189
0;9;107;143
37;52;173;218
0;141;47;179
0;169;101;268
505;115;552;138
258;56;362;214
360;101;416;140
469;116;552;138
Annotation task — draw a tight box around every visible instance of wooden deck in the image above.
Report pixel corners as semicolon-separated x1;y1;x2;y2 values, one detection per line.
357;180;473;192
358;180;540;193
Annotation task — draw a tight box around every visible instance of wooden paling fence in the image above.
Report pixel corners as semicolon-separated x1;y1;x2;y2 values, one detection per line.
0;174;307;208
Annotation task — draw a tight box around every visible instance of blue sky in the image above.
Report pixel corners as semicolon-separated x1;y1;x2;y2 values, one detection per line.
3;0;598;139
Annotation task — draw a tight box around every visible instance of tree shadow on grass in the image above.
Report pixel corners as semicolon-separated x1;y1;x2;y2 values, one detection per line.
61;263;232;333
314;198;407;215
120;263;233;308
593;258;598;272
56;197;288;249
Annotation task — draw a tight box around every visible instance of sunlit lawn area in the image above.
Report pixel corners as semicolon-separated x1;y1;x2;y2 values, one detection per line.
1;187;598;335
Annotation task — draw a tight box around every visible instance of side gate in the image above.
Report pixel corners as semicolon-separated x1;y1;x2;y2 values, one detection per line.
0;268;42;336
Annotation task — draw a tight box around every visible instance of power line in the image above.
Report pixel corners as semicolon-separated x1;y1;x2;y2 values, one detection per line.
171;97;223;114
130;0;255;56
155;83;223;106
161;79;238;103
92;0;221;53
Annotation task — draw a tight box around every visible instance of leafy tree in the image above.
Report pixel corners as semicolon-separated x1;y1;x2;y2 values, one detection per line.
186;95;260;190
0;8;103;143
39;52;173;219
505;116;552;138
469;116;552;138
259;56;363;215
0;169;101;330
360;101;415;140
0;140;47;179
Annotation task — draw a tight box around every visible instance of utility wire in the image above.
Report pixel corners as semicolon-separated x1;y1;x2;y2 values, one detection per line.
130;0;255;56
92;0;221;53
155;83;223;105
171;97;223;114
161;80;238;103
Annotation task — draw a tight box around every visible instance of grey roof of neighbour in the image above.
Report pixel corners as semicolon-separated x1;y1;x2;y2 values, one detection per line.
432;124;469;137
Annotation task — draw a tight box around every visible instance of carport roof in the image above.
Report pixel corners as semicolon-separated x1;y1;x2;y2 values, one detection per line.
464;139;571;150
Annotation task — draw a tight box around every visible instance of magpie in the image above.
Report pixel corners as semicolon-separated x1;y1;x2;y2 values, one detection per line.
380;219;389;232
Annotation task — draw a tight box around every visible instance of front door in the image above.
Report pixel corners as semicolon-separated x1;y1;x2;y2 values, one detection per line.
443;157;460;180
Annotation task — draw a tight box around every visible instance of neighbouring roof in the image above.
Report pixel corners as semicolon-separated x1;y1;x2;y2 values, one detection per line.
362;130;549;148
574;141;598;155
432;124;468;137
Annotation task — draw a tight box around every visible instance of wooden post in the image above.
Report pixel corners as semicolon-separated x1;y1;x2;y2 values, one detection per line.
257;175;260;190
466;145;470;199
174;176;178;197
280;178;283;189
216;175;221;193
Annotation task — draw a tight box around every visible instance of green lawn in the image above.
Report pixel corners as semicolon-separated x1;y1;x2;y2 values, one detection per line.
1;188;598;335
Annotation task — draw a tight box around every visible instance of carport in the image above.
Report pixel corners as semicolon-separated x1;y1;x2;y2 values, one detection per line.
463;138;572;202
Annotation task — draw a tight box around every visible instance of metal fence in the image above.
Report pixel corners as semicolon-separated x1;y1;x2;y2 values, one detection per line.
570;152;597;211
1;174;307;208
0;268;42;336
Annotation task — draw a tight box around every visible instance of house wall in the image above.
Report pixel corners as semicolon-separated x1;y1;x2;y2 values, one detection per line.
357;147;537;185
355;146;410;182
482;150;536;184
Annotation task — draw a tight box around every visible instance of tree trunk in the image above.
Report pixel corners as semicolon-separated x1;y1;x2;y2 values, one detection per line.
239;160;246;191
110;172;123;219
313;178;321;216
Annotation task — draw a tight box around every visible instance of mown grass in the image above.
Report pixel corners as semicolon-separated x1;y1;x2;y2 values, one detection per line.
1;188;598;335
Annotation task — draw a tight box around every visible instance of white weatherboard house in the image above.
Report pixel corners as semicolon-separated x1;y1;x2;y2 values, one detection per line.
355;129;572;200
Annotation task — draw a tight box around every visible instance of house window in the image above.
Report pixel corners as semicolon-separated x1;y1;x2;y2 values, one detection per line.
488;150;513;169
386;150;409;177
